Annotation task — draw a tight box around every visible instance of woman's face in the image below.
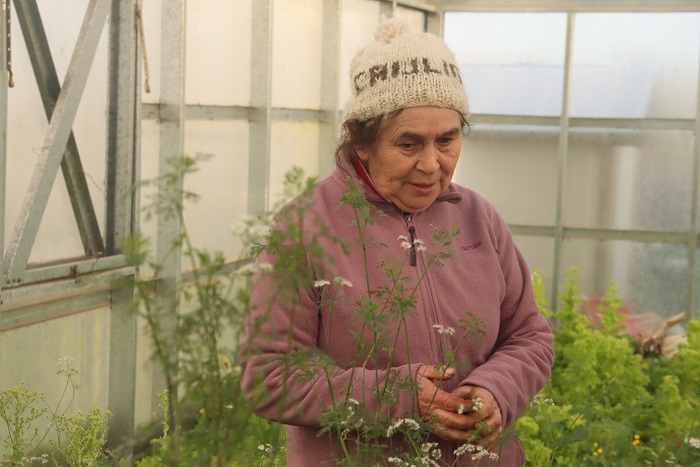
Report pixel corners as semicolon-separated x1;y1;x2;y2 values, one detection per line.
355;106;463;214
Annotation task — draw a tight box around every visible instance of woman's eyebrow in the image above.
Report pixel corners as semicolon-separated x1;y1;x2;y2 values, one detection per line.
396;127;462;140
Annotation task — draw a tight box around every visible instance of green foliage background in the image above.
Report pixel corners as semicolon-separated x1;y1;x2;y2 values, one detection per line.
518;268;700;466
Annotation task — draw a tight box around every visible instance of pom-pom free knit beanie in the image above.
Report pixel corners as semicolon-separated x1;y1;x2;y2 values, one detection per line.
344;17;469;122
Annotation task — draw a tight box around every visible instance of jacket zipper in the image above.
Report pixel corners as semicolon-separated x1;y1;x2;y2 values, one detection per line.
405;214;417;267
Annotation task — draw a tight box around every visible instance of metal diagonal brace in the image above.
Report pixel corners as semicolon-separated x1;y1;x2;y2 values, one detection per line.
12;0;105;258
3;0;111;282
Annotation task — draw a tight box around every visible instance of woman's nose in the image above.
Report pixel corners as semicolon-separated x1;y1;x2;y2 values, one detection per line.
416;146;440;174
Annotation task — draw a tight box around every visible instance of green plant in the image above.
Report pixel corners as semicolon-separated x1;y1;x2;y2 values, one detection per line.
124;155;288;465
0;383;47;465
0;358;114;466
518;269;700;466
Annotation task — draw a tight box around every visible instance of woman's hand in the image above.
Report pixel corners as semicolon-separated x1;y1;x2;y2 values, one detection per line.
416;365;480;442
451;385;503;446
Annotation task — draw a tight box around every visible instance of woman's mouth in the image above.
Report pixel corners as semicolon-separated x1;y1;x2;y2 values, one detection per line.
410;182;437;194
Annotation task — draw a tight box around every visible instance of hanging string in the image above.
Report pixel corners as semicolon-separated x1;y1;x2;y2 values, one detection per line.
6;0;14;87
135;3;150;93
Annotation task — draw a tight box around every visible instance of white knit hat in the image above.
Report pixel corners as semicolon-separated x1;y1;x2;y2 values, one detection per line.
344;17;469;122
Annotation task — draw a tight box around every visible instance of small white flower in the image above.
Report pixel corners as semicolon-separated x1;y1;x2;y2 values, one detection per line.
257;443;273;453
472;397;484;412
458;404;466;415
531;394;555;407
415;245;427;252
433;324;455;336
421;442;437;453
454;443;477;457
314;279;331;288
414;239;424;246
403;418;420;430
334;276;353;287
237;263;256;275
686;437;700;449
258;262;273;273
397;235;408;242
386;418;420;437
387;457;408;465
57;356;74;365
400;241;412;250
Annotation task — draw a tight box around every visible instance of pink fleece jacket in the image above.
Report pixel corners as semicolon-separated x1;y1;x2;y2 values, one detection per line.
240;154;554;466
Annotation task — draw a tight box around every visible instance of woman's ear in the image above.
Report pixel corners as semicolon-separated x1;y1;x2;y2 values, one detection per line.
346;120;370;163
354;146;370;163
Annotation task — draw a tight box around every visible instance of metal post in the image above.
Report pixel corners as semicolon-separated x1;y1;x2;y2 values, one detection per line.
152;0;186;413
248;0;272;215
106;0;139;449
551;12;575;309
0;0;8;280
318;0;340;177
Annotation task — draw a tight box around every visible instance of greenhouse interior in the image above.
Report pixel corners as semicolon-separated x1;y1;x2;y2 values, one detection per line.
1;0;699;465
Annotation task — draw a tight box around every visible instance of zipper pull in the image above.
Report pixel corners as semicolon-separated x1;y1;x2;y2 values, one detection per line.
408;225;417;267
404;213;418;267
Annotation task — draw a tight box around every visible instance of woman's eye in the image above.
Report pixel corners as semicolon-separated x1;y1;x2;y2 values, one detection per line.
400;143;416;150
438;138;454;145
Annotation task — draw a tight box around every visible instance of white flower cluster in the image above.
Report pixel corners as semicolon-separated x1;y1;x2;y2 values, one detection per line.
56;356;78;376
397;235;426;252
238;262;274;276
454;443;499;462
686;437;700;449
432;324;455;336
420;442;442;462
472;397;484;412
257;443;273;453
387;457;409;466
338;398;364;436
386;418;421;437
530;394;555;407
232;215;274;248
314;279;331;288
334;276;353;287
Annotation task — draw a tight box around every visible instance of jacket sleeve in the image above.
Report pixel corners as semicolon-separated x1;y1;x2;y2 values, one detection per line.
238;253;422;428
459;209;554;428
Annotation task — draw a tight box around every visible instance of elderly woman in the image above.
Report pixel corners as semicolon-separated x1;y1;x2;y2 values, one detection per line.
240;18;554;466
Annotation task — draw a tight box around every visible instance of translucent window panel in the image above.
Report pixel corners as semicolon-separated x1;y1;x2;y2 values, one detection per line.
185;0;252;106
513;235;556;296
572;13;700;119
564;129;693;232
269;121;320;206
339;0;381;110
453;125;558;226
444;13;567;117
0;308;111;413
271;0;323;109
561;238;689;319
182;121;250;261
5;0;108;264
394;6;425;33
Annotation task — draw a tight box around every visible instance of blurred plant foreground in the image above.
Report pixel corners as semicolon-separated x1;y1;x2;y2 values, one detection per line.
1;159;699;466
